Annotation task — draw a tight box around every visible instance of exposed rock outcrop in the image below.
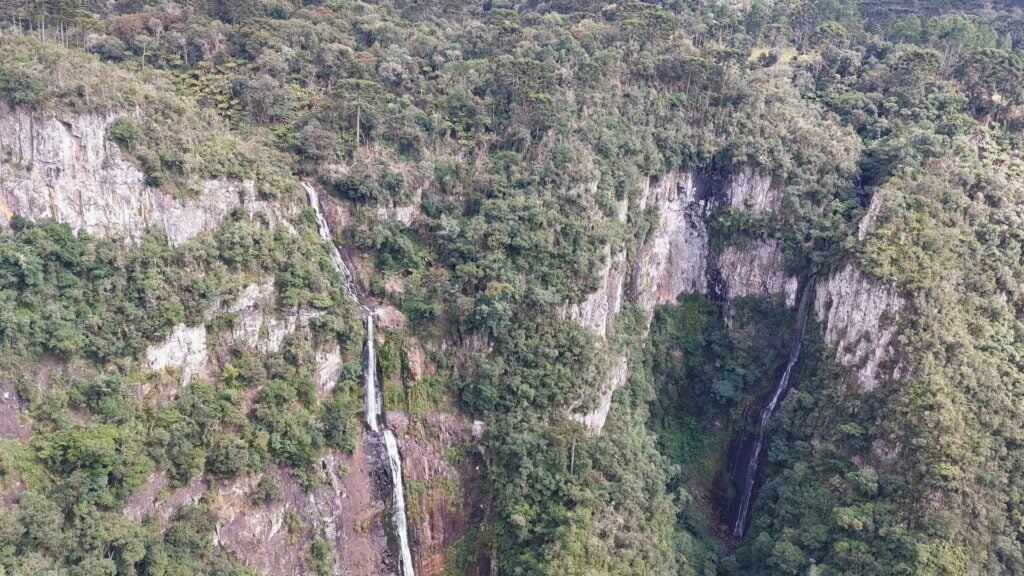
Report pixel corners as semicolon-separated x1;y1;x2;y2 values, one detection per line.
717;239;798;306
815;263;903;391
388;185;424;226
726;165;779;215
391;411;488;576
573;165;905;432
0;380;30;441
572;355;629;433
0;103;279;245
570;245;628;340
630;170;710;313
404;337;426;382
126;446;383;576
574;167;795;433
211;449;381;576
375;304;408;330
146;323;209;385
226;279;324;354
145;280;332;387
858;188;886;241
316;346;343;393
123;473;207;527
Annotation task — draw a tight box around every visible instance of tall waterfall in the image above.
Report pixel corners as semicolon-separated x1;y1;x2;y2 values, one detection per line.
730;280;815;537
385;430;416;576
303;182;416;576
304;182;360;306
365;315;381;433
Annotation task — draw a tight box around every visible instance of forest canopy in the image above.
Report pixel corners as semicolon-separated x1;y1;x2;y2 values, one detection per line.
0;0;1023;575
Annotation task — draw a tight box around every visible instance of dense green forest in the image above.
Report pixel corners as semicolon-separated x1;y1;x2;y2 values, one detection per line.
1;0;1023;575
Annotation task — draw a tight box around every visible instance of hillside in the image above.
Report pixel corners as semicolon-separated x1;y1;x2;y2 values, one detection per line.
1;1;1023;575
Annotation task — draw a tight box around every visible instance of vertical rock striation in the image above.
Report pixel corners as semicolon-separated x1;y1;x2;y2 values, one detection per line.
717;239;798;306
572;165;902;433
0;103;277;245
726;165;779;215
814;263;904;391
573;167;795;433
630;170;710;313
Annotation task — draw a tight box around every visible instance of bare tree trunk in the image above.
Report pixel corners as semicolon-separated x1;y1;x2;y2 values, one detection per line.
570;435;576;475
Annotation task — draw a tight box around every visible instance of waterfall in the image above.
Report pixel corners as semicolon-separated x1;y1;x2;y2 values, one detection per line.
303;181;416;576
385;430;416;576
303;182;360;306
365;315;381;433
730;280;815;538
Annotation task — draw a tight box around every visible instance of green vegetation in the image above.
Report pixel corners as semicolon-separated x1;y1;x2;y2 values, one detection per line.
0;211;356;363
0;34;293;196
0;195;360;576
0;0;1023;575
642;295;796;574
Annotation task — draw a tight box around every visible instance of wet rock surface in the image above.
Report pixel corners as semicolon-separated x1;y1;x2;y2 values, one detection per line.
391;411;490;576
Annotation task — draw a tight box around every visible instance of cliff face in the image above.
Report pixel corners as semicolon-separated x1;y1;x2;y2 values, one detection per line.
815;263;903;391
573;167;799;432
122;445;384;576
132;274;369;575
0;104;379;576
0;98;903;573
726;165;779;215
144;278;336;387
571;170;707;431
573;166;902;433
570;245;628;341
630;170;711;313
717;239;798;306
387;411;489;576
0;103;283;245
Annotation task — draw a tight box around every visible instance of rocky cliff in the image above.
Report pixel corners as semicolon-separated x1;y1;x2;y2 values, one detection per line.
0;102;285;245
630;170;711;313
815;263;903;391
0;103;399;576
144;278;336;387
572;167;799;432
572;166;902;433
0;96;903;573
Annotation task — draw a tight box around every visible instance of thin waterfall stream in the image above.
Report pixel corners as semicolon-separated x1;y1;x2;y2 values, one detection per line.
729;279;815;538
364;315;382;433
304;182;416;576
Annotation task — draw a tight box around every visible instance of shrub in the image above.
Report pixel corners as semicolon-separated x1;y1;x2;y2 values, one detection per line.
108;116;141;150
326;173;382;203
0;68;45;106
250;474;284;505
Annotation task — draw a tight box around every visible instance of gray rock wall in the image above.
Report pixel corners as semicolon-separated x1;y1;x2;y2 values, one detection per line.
573;165;902;432
0;102;269;245
815;263;903;391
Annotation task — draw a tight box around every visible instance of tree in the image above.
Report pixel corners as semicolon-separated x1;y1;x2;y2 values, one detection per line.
323;79;395;150
954;48;1024;121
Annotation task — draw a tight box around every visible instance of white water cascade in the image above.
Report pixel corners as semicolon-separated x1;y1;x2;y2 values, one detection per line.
731;280;815;537
365;315;382;433
304;182;360;305
303;182;416;576
385;430;416;576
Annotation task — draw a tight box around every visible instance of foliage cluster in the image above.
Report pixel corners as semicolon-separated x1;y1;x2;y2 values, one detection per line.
1;0;1024;574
